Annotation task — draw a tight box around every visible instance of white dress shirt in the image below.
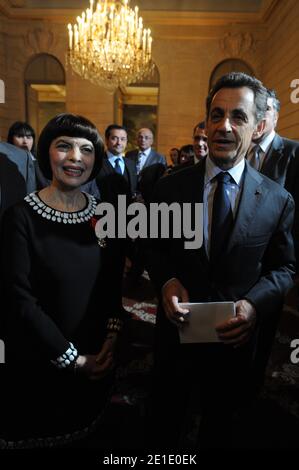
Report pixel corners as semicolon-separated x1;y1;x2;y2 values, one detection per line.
137;147;151;172
107;151;125;175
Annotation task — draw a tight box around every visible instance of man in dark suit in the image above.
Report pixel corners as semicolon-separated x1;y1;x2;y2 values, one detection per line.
0;152;27;334
193;120;208;163
88;124;138;272
0;142;32;191
82;124;137;203
249;89;299;267
0;152;26;224
126;127;166;202
125;128;166;280
96;124;137;204
146;72;295;448
169;123;208;174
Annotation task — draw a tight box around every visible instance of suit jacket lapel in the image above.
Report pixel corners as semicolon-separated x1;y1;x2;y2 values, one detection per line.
260;134;287;185
227;162;265;251
103;156;115;175
183;160;209;266
122;162;129;182
142;149;154;169
185;160;205;202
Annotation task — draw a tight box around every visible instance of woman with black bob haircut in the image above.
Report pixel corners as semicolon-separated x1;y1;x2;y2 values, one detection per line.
7;121;36;154
37;113;103;181
1;113;125;448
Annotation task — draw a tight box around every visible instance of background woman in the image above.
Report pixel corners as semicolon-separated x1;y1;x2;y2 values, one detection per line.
7;120;49;189
7;121;36;155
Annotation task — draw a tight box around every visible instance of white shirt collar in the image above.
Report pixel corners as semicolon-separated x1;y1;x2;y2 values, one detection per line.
258;130;276;154
205;156;245;187
107;151;124;162
139;147;151;158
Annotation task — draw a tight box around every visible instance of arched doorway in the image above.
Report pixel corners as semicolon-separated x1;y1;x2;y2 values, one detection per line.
25;54;66;135
209;59;255;90
115;65;160;151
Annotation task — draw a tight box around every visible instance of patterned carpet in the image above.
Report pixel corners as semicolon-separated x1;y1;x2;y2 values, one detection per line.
264;306;299;418
110;273;299;449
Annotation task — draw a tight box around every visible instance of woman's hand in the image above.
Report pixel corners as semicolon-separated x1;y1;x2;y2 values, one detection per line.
75;336;117;380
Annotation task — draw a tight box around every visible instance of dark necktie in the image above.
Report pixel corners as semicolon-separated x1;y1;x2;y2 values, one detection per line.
136;152;144;175
249;145;262;170
210;172;233;263
114;157;122;175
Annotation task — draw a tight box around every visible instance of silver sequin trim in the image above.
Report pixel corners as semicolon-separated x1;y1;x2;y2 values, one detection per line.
25;192;97;224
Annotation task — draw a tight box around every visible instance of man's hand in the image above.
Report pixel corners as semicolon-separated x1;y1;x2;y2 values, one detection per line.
215;299;257;347
162;278;190;326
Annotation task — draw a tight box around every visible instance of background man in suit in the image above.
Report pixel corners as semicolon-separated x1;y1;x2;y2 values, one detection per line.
92;124;138;274
249;89;299;268
96;124;137;205
170;123;208;174
126;127;166;175
0;151;26;335
0;151;26;225
126;128;166;281
126;127;166;203
0;141;36;194
146;72;295;448
193;120;208;163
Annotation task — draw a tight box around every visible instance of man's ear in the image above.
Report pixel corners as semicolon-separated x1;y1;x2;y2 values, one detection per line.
253;119;266;140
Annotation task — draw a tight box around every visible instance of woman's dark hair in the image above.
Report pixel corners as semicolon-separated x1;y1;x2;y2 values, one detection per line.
178;144;195;165
37;113;104;181
7;121;36;153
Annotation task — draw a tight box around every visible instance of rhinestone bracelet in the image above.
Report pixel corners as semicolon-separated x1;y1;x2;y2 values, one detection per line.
51;342;78;369
106;318;123;333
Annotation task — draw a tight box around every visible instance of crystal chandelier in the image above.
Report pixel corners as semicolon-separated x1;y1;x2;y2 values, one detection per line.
67;0;154;90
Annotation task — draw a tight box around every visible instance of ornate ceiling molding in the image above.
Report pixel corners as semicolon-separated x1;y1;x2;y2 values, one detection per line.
8;0;25;7
0;0;280;26
24;27;56;53
219;32;255;57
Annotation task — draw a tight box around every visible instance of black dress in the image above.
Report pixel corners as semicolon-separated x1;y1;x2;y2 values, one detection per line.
0;192;124;448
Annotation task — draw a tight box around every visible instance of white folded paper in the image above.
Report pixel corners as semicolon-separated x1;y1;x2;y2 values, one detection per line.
178;302;235;343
